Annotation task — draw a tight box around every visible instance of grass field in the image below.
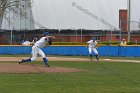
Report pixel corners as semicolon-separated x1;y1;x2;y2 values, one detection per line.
0;60;140;93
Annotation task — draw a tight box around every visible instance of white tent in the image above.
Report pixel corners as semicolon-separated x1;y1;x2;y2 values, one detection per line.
32;0;127;30
130;0;140;30
1;0;140;30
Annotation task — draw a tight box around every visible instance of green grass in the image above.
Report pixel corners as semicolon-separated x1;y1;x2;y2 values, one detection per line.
0;61;140;93
1;54;140;61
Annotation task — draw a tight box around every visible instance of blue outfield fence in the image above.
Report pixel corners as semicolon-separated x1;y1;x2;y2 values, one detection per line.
0;45;140;57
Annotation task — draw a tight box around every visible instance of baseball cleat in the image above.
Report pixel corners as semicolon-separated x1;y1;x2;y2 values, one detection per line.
19;59;25;64
88;59;92;62
93;59;99;62
96;59;99;61
45;64;50;67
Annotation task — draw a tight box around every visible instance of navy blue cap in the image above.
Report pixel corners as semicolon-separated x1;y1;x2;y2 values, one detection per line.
44;32;49;36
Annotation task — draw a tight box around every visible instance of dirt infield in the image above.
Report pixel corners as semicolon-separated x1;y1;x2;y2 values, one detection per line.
0;63;82;73
0;57;140;63
0;57;140;74
0;57;86;74
0;57;89;62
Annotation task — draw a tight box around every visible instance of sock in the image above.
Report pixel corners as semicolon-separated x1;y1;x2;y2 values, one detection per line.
89;54;92;60
43;57;48;65
23;58;31;62
95;55;99;60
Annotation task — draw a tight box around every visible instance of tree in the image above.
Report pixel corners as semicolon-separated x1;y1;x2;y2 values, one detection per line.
0;0;22;29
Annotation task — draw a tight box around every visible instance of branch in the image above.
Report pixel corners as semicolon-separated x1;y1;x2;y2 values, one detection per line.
5;0;20;7
0;0;8;10
2;4;20;10
0;0;21;10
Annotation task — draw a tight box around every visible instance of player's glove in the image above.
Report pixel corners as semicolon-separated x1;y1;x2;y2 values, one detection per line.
48;38;52;45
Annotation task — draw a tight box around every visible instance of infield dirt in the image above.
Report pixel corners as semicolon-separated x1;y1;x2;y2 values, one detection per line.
0;57;140;73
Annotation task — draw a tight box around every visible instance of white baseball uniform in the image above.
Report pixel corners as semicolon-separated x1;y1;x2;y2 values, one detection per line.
19;32;51;67
31;37;49;61
22;41;31;46
87;40;98;55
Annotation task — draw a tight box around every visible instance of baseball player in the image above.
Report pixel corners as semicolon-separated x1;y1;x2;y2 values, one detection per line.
22;40;31;46
19;32;55;67
30;37;38;45
87;38;99;61
120;39;127;46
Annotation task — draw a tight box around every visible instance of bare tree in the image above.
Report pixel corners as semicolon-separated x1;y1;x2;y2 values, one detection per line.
0;0;22;29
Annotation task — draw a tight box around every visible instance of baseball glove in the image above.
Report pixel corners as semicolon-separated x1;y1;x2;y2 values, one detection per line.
48;38;52;45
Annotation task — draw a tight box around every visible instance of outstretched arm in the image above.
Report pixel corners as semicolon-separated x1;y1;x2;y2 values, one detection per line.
46;36;55;39
46;36;55;45
95;41;99;48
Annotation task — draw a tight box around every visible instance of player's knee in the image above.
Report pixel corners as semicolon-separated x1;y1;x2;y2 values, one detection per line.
89;52;92;54
41;54;46;58
31;57;36;61
95;53;99;55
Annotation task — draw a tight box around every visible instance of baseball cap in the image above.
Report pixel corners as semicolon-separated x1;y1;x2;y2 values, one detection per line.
44;32;49;36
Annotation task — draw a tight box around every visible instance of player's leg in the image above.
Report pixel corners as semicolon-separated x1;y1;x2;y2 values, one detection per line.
93;48;99;60
19;46;38;64
38;49;50;67
88;47;92;61
30;46;38;61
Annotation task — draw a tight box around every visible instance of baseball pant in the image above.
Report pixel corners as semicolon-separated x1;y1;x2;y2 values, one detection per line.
88;47;98;55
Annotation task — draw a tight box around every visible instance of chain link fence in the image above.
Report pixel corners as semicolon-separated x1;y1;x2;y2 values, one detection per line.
0;29;140;45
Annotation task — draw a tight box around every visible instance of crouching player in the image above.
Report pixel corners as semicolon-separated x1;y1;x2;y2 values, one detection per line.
87;38;99;62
